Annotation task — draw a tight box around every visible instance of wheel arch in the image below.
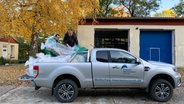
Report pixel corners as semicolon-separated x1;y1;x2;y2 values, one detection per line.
147;74;175;92
52;74;81;89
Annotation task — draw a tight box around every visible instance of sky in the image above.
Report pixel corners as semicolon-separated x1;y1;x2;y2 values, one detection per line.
157;0;180;12
150;0;180;15
110;0;181;15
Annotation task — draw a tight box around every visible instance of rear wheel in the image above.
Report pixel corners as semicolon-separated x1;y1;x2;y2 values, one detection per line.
54;79;78;103
150;79;173;102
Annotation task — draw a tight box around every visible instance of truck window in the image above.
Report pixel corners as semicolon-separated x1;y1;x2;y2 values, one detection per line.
96;51;109;62
110;51;136;63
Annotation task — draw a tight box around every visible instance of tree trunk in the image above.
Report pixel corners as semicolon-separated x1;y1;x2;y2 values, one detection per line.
29;32;39;57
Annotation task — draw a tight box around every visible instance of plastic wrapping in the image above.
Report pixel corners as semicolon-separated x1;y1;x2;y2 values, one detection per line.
25;40;87;76
25;53;72;76
71;52;87;63
42;36;76;55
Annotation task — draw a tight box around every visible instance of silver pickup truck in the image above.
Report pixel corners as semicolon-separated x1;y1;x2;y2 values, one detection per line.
20;48;181;103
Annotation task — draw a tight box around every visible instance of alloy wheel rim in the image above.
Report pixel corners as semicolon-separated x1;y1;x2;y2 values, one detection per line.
154;83;170;99
58;83;74;100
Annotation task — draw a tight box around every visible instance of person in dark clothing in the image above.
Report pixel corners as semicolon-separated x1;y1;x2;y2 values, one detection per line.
63;29;78;47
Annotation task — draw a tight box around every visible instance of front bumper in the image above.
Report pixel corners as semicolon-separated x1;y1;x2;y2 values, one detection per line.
175;73;182;87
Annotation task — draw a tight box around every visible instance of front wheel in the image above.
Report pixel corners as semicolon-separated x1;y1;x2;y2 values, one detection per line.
54;79;78;103
150;79;173;102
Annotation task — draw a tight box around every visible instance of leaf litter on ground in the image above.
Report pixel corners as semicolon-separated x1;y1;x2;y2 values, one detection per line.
0;64;31;86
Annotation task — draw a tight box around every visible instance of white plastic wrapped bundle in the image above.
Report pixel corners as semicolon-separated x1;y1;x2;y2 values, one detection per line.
53;43;75;55
25;36;87;77
43;36;75;55
25;53;72;76
25;56;36;76
71;54;86;63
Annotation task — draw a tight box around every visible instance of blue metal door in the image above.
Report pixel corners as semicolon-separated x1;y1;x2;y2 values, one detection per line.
140;31;172;64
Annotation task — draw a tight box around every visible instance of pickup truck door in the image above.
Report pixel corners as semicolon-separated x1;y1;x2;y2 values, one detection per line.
109;51;144;87
92;51;110;87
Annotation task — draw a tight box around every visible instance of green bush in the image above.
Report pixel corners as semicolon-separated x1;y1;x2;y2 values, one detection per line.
18;58;28;63
0;57;20;65
0;57;9;65
0;57;5;65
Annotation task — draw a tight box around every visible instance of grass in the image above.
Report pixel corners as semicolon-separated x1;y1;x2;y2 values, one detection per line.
0;64;183;86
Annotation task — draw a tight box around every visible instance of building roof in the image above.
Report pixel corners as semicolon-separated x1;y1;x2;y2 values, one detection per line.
80;17;184;25
0;36;19;44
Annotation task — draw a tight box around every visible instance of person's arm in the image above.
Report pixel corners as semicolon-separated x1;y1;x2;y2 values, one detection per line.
63;33;69;46
74;34;78;45
75;36;78;45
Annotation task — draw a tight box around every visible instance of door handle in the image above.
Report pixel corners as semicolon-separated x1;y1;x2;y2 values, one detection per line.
112;66;119;69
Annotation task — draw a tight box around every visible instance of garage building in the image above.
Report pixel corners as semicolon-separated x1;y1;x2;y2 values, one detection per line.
77;17;184;67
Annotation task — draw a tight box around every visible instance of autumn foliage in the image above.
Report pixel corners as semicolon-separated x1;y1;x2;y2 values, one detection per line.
153;9;176;17
0;0;99;56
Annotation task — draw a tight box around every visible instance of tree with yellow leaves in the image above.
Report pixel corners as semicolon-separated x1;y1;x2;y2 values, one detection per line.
0;0;99;57
111;5;131;17
152;9;176;17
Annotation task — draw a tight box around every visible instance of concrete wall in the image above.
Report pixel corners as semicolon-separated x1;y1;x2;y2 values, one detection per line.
78;25;184;67
0;42;19;60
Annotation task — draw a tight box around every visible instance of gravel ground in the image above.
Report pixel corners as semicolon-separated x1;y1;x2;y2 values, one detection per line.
0;81;183;104
0;86;16;96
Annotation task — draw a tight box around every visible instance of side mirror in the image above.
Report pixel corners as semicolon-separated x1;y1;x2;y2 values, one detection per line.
135;58;141;64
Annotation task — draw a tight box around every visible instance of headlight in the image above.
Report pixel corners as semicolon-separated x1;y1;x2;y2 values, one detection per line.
173;67;178;72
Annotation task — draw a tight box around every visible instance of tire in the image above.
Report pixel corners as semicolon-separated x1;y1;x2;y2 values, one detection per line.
150;79;173;102
54;79;78;103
